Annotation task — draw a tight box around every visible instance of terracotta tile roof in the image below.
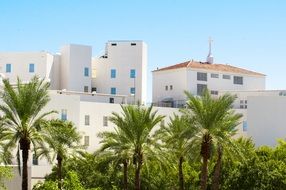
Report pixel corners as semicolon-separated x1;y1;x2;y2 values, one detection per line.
153;60;265;76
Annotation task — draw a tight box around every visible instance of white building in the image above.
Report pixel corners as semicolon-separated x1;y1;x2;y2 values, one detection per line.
152;60;266;107
0;41;147;105
92;41;147;104
30;91;178;186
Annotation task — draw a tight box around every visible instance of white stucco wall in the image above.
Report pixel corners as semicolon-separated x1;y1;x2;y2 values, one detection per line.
92;41;147;104
248;96;286;146
60;44;92;92
0;52;52;84
152;68;188;103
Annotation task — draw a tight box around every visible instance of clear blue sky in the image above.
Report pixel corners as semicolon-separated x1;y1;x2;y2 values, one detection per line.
1;0;286;102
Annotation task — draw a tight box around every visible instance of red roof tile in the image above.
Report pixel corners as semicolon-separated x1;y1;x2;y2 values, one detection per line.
153;60;265;76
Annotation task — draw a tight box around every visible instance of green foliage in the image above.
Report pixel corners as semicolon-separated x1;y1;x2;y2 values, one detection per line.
0;166;13;190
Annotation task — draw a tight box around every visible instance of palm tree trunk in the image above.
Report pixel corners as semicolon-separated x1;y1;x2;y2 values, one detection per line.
212;146;223;190
200;134;212;190
178;156;184;190
57;154;63;190
135;154;142;190
123;159;128;190
20;138;30;190
22;147;29;190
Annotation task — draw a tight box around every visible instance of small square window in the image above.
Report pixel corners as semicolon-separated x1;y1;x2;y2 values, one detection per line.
103;116;108;127
29;63;35;73
130;87;135;95
109;98;114;103
223;75;231;79
6;64;11;73
240;105;244;109
211;73;219;78
197;72;207;81
85;115;90;126
240;100;244;104
131;43;136;46
130;69;136;78
234;76;243;85
211;90;218;95
84;136;89;146
84;67;89;77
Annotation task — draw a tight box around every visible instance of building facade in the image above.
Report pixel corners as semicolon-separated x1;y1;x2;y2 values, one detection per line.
152;60;266;107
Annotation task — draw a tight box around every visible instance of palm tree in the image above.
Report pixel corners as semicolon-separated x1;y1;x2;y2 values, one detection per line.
185;90;242;190
0;76;55;190
98;129;133;190
37;119;83;189
155;114;198;190
108;104;164;190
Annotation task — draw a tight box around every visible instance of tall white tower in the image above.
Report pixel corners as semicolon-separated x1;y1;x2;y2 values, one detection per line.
206;37;214;64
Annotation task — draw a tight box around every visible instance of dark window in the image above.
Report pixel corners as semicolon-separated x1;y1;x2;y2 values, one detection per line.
103;116;108;126
91;87;97;92
197;84;207;96
84;86;89;92
84;136;89;146
131;43;136;46
165;86;168;91
234;76;243;85
170;85;173;90
211;90;218;95
33;154;38;165
223;75;231;79
85;115;90;126
197;72;207;81
109;98;114;104
111;43;117;46
211;73;219;78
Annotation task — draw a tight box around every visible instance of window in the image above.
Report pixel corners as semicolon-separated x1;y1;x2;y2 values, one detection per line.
84;86;89;92
109;98;114;103
111;69;116;78
240;100;244;104
197;72;207;81
197;84;207;96
165;85;168;91
131;43;137;46
91;87;97;92
245;105;247;109
240;105;244;109
29;63;35;73
85;115;90;126
243;121;247;132
245;100;247;104
111;87;116;95
211;73;219;78
130;69;136;78
170;85;173;90
84;136;89;146
84;67;89;77
234;76;243;85
6;64;11;73
223;75;231;79
130;87;135;95
61;109;67;121
32;154;38;165
103;116;108;127
211;90;218;95
111;43;117;46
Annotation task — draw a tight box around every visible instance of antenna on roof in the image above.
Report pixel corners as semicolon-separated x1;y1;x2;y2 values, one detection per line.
206;37;214;64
